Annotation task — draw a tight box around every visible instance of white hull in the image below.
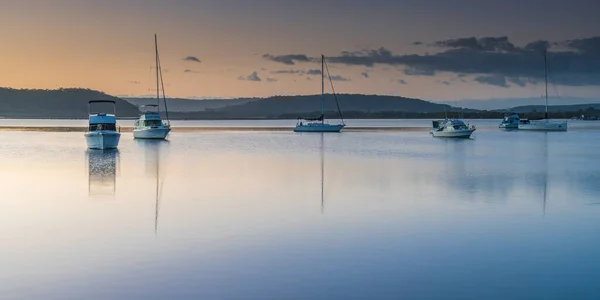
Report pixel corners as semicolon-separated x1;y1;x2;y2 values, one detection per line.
518;121;567;131
133;127;171;139
294;124;344;132
430;129;475;138
85;131;121;149
499;123;519;129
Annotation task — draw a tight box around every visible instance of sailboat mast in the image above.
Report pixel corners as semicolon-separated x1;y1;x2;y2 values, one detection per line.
544;50;548;119
155;34;160;113
321;54;325;123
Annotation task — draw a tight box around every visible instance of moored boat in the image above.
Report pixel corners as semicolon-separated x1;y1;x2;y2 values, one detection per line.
84;100;121;149
294;55;345;133
133;34;171;139
499;113;520;129
518;51;567;132
430;119;475;138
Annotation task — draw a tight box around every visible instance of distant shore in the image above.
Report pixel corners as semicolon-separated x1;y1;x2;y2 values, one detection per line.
0;125;429;133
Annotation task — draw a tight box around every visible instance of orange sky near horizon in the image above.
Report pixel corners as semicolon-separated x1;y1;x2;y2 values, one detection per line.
2;0;599;100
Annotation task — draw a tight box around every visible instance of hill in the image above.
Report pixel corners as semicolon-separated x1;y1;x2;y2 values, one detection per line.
501;103;600;113
0;88;139;118
124;97;257;112
203;94;457;118
440;97;600;110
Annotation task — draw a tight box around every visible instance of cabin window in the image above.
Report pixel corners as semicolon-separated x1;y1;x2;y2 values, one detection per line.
89;124;117;131
143;120;162;127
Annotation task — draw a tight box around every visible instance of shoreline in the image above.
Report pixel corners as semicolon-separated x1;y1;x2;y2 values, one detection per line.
0;126;430;133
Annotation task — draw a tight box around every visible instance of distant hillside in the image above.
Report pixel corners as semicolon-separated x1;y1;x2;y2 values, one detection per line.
124;97;257;112
441;97;600;110
202;94;457;118
502;103;600;113
0;88;139;118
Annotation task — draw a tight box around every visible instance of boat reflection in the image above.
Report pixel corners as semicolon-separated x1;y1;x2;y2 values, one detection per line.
86;149;120;196
136;139;168;234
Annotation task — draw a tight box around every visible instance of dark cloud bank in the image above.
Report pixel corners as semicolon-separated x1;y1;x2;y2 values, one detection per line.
263;36;600;87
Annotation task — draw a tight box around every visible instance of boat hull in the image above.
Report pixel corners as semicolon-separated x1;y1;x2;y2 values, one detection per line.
518;121;567;131
133;127;171;139
85;131;121;149
499;123;519;129
430;129;475;138
294;124;345;132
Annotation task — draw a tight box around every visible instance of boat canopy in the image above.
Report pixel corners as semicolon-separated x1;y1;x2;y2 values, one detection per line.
139;112;162;121
89;114;116;124
298;115;324;122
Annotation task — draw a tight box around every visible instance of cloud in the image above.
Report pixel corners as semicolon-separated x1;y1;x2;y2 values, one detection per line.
508;77;527;87
564;36;600;53
262;54;311;65
292;35;600;87
433;36;517;52
361;72;369;78
266;77;277;82
474;75;509;87
183;56;201;63
329;75;350;82
184;69;200;73
306;69;322;75
524;40;550;52
404;67;435;76
397;79;407;84
238;71;261;82
271;69;304;74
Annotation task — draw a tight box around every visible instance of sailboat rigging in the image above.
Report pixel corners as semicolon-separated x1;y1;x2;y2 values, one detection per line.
294;55;345;132
133;34;172;139
518;50;567;131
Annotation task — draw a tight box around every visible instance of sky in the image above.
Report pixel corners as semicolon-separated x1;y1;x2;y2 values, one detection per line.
1;0;599;101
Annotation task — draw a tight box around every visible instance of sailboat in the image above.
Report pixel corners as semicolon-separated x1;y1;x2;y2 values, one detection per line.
518;51;567;131
133;34;172;139
294;55;345;132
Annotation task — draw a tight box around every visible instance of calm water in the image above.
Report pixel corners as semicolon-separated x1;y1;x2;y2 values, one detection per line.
2;122;600;299
2;118;600;130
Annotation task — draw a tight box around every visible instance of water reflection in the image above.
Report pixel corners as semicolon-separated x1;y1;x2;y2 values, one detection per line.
320;133;325;213
136;140;168;234
86;149;119;196
542;133;548;215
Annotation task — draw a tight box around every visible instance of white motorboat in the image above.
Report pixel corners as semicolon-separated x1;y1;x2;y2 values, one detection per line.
499;113;520;129
85;100;121;149
294;55;345;133
518;51;567;132
430;119;476;138
133;105;171;139
133;34;171;140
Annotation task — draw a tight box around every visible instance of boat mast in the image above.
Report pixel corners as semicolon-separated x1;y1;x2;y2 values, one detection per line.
544;50;549;119
321;54;325;123
155;34;160;113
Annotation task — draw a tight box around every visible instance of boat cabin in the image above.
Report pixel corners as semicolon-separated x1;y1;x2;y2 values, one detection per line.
88;113;117;131
502;113;520;123
432;119;470;131
135;112;166;128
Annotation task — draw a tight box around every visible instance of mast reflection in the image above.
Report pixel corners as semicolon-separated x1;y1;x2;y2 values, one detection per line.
137;139;167;234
